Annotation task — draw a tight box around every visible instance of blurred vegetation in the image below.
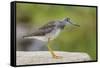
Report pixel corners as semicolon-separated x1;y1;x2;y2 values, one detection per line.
16;3;97;60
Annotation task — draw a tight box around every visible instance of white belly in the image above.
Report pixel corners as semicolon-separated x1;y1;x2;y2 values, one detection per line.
24;29;61;42
46;29;61;41
24;36;48;42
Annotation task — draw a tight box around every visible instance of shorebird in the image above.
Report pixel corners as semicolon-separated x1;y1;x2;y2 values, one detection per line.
23;18;80;59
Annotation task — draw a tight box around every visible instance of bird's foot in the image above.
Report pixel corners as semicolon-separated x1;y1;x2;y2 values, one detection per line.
53;55;62;59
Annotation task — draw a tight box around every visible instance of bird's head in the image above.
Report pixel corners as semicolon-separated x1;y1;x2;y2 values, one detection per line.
62;18;80;27
58;18;80;29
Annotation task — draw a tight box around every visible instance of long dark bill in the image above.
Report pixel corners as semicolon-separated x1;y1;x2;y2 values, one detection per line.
69;22;80;27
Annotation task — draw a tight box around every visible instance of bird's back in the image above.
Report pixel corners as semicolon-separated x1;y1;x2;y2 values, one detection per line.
23;21;57;38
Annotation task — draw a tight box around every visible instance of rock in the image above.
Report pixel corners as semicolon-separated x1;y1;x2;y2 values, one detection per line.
16;51;91;65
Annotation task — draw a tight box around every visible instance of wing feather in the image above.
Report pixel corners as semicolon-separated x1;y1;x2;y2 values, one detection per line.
23;21;56;37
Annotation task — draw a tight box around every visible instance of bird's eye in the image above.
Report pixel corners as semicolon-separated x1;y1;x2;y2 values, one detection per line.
66;18;70;21
64;18;70;22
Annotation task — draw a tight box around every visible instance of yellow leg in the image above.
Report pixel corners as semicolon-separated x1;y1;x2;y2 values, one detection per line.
47;38;62;59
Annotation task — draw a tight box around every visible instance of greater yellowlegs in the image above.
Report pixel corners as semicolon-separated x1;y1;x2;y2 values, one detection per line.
23;18;80;59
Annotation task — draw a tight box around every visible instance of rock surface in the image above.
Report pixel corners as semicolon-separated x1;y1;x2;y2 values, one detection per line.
16;51;91;65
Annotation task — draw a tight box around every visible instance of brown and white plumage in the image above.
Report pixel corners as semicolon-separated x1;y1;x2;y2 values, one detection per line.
23;18;80;41
23;18;80;59
23;21;58;41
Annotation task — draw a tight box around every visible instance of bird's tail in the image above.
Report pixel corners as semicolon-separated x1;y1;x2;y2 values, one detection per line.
23;35;30;39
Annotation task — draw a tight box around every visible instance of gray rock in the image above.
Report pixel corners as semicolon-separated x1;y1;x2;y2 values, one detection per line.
16;51;91;65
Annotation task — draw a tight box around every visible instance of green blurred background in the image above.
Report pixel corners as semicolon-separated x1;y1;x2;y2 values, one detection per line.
16;3;97;60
